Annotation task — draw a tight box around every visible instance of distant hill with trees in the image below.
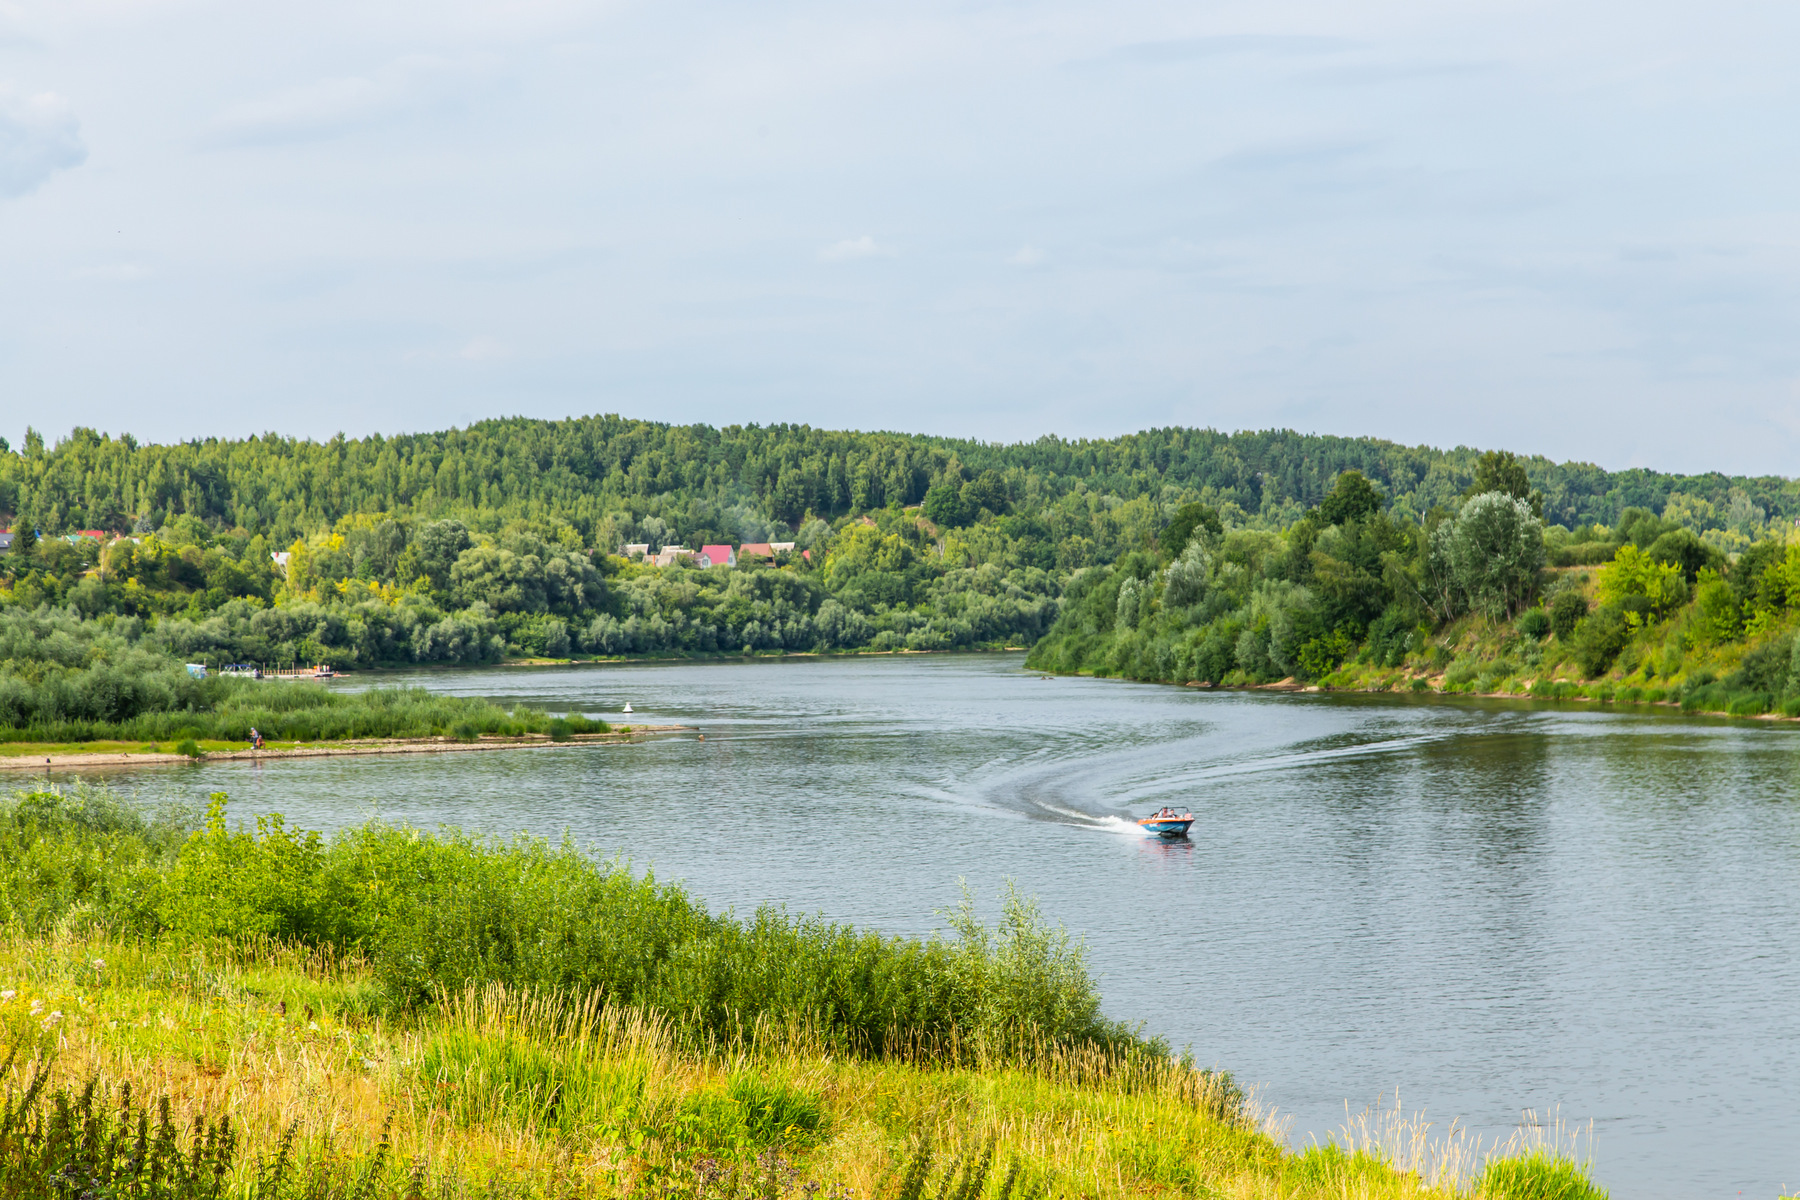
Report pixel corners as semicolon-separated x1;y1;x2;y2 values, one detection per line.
3;417;1800;729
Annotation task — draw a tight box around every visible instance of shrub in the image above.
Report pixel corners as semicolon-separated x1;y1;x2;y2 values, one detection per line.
175;737;203;760
1549;591;1589;641
1517;608;1551;641
1572;609;1629;677
1476;1149;1609;1200
1443;660;1481;691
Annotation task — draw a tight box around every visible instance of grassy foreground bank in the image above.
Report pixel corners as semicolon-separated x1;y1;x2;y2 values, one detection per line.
0;787;1607;1199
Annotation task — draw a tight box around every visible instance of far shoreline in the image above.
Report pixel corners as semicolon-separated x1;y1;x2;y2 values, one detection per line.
0;725;691;772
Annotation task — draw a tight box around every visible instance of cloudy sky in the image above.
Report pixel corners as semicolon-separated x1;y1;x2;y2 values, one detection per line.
3;0;1797;473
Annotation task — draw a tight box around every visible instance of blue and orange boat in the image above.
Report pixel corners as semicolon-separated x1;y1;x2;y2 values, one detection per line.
1138;807;1194;839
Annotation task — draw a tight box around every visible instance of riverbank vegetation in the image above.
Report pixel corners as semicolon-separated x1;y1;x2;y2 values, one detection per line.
1027;453;1800;719
0;607;608;746
1;784;1607;1198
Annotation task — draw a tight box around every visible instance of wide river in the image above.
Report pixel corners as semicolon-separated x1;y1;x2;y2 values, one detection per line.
56;653;1800;1197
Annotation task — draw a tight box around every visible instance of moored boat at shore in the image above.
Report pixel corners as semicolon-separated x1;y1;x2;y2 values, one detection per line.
1137;807;1194;838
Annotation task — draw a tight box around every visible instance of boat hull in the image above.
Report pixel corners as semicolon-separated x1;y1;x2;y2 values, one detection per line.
1137;817;1194;839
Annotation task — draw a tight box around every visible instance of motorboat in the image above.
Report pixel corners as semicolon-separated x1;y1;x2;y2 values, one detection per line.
1138;807;1194;839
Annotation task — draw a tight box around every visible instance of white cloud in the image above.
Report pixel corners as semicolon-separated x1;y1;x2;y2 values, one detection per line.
457;335;507;361
818;235;895;262
0;89;85;198
72;262;152;280
206;54;484;146
1008;245;1046;266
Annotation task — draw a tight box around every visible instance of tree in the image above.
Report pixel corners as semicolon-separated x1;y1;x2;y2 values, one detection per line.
1549;590;1589;640
1464;450;1543;518
1597;544;1686;627
1690;569;1741;644
1318;471;1383;527
1643;528;1723;583
11;525;36;559
1573;607;1630;677
412;520;472;590
1444;492;1545;619
1161;502;1223;558
1161;541;1210;608
922;482;972;529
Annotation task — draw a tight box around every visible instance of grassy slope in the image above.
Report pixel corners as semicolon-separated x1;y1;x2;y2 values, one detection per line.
1320;567;1800;717
1;935;1602;1200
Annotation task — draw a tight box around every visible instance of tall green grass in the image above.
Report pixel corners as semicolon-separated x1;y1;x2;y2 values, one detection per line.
0;787;1139;1069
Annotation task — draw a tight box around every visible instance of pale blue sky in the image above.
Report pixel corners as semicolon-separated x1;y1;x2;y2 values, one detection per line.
3;0;1798;473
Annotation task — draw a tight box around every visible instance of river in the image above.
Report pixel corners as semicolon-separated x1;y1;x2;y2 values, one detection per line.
50;653;1800;1197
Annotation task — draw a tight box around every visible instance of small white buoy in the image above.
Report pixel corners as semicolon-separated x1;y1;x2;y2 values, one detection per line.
623;702;633;714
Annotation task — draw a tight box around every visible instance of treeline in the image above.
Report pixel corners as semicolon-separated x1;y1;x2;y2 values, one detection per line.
5;417;1797;544
4;787;1134;1063
4;417;1799;681
1029;451;1800;715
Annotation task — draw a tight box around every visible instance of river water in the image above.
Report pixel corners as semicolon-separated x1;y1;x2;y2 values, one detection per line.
51;654;1800;1197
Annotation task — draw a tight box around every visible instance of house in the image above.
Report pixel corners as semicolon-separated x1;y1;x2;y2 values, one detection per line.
621;543;650;559
699;543;736;568
738;541;795;562
0;532;12;552
653;545;695;567
271;551;291;569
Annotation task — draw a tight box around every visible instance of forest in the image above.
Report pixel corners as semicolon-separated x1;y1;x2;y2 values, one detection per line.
3;416;1800;732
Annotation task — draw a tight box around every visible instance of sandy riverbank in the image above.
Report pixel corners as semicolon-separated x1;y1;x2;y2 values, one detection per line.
0;725;691;771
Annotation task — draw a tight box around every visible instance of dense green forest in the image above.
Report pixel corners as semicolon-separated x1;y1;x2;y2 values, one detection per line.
4;415;1800;734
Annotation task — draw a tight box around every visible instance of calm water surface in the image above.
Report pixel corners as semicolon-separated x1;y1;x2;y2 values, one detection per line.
60;654;1800;1198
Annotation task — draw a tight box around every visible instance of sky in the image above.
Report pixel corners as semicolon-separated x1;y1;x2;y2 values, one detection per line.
2;0;1798;475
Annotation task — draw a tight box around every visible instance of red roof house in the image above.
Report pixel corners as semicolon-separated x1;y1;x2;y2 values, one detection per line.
698;544;736;567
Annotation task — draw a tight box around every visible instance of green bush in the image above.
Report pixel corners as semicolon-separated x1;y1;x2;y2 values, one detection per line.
1443;660;1480;691
1549;591;1589;641
1572;608;1629;677
1517;608;1551;641
175;737;203;760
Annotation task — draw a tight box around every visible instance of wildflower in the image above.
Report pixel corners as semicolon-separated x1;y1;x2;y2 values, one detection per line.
30;999;43;1015
42;1010;63;1028
0;989;15;1001
92;958;105;970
